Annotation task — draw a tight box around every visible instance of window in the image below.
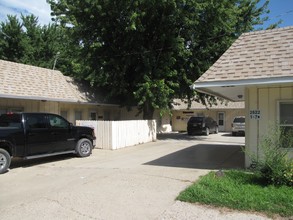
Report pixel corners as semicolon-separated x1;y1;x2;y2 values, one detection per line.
280;102;293;125
0;109;6;116
233;117;245;123
26;114;47;129
49;115;69;129
60;110;68;120
90;112;97;120
279;101;293;148
0;114;22;128
188;117;203;123
104;110;110;120
75;111;82;121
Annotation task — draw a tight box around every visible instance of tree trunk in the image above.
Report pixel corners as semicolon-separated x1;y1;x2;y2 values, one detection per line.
143;101;155;120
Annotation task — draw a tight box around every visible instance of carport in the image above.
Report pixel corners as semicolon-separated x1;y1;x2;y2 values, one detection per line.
191;27;293;166
154;132;245;169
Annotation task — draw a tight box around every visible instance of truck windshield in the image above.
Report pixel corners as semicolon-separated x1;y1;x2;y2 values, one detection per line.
0;114;22;128
233;117;245;123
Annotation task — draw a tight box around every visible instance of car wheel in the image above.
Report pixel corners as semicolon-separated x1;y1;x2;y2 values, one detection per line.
215;126;219;134
76;138;93;157
205;127;210;136
0;149;11;174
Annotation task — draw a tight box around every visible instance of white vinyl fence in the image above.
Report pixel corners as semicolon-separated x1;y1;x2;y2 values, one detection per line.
76;120;157;150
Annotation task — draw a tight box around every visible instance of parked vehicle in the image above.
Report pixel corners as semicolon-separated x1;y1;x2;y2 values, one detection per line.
232;116;245;136
187;116;218;136
0;112;96;174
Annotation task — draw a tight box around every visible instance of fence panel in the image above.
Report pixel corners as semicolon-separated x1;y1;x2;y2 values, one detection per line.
76;120;156;150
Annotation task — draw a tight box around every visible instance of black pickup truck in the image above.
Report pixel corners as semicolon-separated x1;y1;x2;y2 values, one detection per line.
0;112;96;174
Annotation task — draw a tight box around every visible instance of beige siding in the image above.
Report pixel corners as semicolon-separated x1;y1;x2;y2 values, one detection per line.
39;101;59;113
0;98;40;112
59;103;128;124
0;98;166;132
0;98;129;122
246;85;293;167
120;107;143;120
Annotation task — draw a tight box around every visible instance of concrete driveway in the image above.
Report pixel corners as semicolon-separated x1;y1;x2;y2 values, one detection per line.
0;132;268;220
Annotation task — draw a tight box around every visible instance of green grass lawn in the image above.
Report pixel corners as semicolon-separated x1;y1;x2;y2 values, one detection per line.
177;170;293;218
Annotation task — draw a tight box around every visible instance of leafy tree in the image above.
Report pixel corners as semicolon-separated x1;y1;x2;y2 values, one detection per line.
48;0;271;119
0;15;26;62
0;14;76;73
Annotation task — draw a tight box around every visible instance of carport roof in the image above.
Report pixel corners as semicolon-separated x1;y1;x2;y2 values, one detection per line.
0;59;117;106
191;26;293;101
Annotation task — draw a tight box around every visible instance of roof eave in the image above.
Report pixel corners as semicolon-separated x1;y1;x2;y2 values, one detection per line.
0;94;119;107
191;76;293;89
194;88;236;101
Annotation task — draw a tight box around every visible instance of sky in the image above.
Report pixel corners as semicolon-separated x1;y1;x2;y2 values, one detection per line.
0;0;292;28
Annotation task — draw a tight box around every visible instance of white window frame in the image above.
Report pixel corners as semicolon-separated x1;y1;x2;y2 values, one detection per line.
277;100;293;149
278;100;293;126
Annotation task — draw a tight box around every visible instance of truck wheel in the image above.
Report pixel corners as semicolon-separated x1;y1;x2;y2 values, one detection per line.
215;126;219;134
0;149;11;174
76;138;92;157
205;127;210;136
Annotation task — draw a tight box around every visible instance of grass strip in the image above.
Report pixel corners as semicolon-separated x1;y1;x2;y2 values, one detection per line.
177;170;293;217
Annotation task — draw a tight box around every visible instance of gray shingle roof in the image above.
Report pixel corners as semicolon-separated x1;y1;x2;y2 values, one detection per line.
196;26;293;83
0;59;115;105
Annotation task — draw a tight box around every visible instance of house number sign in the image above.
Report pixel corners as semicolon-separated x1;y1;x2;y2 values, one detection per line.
250;110;261;120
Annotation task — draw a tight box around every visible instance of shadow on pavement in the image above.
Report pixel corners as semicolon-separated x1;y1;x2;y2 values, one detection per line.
144;144;245;170
157;132;209;141
10;154;74;170
157;132;245;140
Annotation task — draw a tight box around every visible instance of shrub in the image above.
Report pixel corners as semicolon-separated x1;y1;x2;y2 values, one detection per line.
248;125;293;186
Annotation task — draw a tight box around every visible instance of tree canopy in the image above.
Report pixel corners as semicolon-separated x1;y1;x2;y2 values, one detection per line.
0;14;76;72
1;1;272;119
47;0;271;119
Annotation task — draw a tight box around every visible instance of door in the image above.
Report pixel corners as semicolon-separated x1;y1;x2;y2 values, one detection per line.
48;114;75;152
25;113;52;156
218;112;225;132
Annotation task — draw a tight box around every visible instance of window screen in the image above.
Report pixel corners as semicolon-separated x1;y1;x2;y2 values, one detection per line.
280;103;293;124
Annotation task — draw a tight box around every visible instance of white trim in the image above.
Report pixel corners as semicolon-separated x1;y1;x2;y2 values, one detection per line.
277;100;293;149
191;76;293;89
278;100;293;126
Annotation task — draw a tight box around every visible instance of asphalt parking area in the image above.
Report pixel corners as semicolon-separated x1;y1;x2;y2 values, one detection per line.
0;132;246;220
